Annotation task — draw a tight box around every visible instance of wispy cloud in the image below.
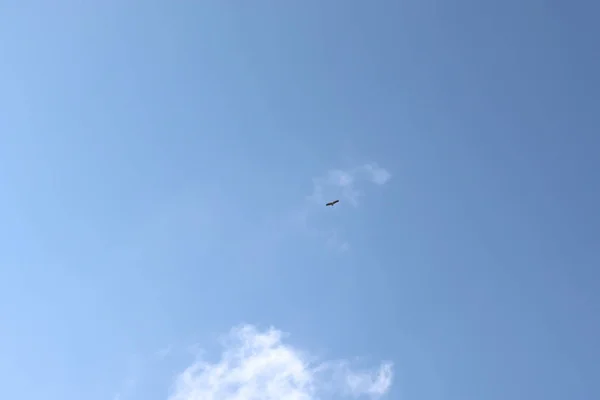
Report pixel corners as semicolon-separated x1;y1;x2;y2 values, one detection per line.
112;350;168;400
156;345;173;360
293;163;391;251
363;164;392;186
235;163;391;254
308;163;391;207
112;376;137;400
324;228;350;253
168;324;393;400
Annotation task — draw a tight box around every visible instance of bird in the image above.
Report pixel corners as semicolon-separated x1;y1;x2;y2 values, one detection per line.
325;200;340;207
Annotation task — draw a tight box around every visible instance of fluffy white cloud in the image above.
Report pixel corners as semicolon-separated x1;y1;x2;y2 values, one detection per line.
308;164;391;207
168;325;393;400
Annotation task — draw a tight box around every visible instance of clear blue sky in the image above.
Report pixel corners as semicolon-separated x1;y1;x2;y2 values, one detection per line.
1;1;599;399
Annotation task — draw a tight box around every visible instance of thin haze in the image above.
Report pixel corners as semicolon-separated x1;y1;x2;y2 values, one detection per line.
1;1;599;400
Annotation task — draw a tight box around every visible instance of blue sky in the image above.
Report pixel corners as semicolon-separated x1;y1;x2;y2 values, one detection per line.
1;1;599;399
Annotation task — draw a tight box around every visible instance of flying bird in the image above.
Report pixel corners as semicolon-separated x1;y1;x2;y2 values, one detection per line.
326;200;340;207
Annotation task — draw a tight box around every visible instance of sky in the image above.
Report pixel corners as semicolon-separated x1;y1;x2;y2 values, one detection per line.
1;1;599;399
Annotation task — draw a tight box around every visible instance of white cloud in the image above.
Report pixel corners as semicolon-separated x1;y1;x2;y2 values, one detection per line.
362;164;392;185
308;163;391;207
168;325;393;400
243;163;390;253
293;163;390;250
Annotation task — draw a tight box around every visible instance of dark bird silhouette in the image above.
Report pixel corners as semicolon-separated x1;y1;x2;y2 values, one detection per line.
325;200;340;207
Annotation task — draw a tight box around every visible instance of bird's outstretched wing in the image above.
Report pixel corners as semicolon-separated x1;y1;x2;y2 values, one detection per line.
325;200;340;206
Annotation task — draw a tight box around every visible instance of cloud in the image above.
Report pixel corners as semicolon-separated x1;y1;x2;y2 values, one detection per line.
242;162;390;254
324;229;350;253
168;324;393;400
112;376;137;400
156;345;173;359
363;164;392;185
291;163;390;251
308;163;391;207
